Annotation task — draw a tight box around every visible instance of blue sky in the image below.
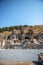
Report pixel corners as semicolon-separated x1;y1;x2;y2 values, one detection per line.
0;0;43;28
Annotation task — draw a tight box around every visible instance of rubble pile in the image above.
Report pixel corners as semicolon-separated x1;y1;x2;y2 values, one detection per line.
0;28;43;49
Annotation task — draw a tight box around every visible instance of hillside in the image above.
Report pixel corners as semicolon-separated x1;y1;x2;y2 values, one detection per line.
0;25;43;35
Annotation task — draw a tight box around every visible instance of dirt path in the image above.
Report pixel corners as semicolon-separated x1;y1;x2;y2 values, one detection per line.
0;60;42;65
0;60;35;65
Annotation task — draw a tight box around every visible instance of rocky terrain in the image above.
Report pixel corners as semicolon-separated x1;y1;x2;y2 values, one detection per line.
0;25;43;49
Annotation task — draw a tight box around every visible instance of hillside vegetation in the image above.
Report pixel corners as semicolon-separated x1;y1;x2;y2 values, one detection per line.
0;25;43;35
